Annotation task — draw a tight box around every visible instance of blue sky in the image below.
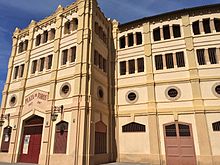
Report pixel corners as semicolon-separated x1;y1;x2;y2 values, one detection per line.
0;0;220;104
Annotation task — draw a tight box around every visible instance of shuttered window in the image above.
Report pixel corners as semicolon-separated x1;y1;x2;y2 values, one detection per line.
137;58;144;72
196;49;206;65
70;46;76;63
203;18;211;34
173;24;181;38
120;61;126;75
176;52;185;67
31;60;37;74
119;36;126;49
47;55;53;69
208;48;217;64
122;122;146;132
192;21;200;35
14;66;19;79
62;49;68;65
165;53;174;69
153;27;161;41
128;33;134;47
19;64;25;78
214;18;220;32
39;57;45;72
155;55;163;70
54;121;68;154
128;59;135;74
95;121;107;154
1;127;12;152
136;32;142;45
163;25;170;40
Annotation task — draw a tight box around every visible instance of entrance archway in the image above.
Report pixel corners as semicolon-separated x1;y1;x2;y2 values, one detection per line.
19;115;44;164
164;122;196;165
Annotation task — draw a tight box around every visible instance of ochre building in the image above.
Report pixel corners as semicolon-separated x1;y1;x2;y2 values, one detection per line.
0;0;220;165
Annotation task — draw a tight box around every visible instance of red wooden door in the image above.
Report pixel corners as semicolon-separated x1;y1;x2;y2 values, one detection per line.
19;116;43;164
164;122;196;165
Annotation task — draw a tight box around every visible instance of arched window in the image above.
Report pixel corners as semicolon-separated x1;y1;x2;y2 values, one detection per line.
95;121;107;154
122;122;146;132
64;21;71;34
1;126;12;152
54;121;68;154
212;121;220;131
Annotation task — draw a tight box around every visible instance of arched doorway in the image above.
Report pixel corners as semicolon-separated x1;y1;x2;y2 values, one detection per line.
164;122;196;165
19;115;44;164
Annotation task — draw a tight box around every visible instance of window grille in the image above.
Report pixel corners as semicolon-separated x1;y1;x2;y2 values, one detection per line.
122;122;146;132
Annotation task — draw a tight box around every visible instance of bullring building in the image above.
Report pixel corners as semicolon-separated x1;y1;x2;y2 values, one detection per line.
0;0;220;165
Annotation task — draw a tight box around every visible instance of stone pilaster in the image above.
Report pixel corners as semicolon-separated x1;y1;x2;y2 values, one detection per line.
143;22;161;165
182;14;213;165
11;20;36;163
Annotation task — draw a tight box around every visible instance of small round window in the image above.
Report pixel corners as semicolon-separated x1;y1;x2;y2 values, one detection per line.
165;86;181;101
126;91;138;103
10;95;17;106
212;83;220;97
97;86;104;99
60;83;71;97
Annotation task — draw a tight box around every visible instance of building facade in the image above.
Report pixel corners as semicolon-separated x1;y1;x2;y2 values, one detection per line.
0;0;220;165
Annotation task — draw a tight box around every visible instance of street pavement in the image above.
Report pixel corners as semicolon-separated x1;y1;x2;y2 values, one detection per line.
0;162;150;165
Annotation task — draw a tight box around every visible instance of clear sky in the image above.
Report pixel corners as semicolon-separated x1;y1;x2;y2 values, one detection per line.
0;0;220;104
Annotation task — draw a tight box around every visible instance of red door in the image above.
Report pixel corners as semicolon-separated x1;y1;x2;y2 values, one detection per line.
19;116;43;164
164;122;196;165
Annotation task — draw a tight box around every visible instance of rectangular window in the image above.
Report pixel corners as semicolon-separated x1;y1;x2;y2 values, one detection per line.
50;28;56;40
137;58;144;72
99;54;103;69
39;57;45;72
163;25;170;40
128;33;134;47
103;58;107;73
94;50;98;66
128;59;135;74
155;55;163;70
19;64;25;77
196;49;206;65
203;18;211;34
176;52;185;67
208;48;217;64
165;53;174;69
64;21;70;34
35;35;41;46
13;66;19;79
153;27;161;41
192;21;200;35
31;60;37;74
43;31;48;43
214;18;220;32
48;55;53;69
136;32;142;45
62;49;68;65
24;40;28;51
119;36;126;48
173;24;181;38
18;42;23;53
120;61;126;75
70;46;76;63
